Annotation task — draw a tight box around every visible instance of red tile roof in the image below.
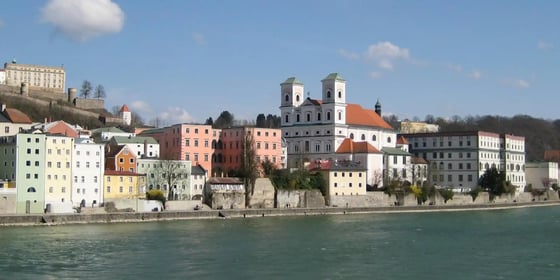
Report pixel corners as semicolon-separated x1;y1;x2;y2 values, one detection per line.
120;104;130;112
412;157;428;164
336;138;381;154
397;135;409;145
4;108;32;124
345;104;393;129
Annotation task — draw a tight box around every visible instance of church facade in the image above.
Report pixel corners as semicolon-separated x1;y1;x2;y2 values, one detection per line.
279;73;406;186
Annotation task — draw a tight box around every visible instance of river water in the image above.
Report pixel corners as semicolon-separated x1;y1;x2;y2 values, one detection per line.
1;206;559;280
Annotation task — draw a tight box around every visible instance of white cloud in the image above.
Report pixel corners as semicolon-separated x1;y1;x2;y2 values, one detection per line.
41;0;124;42
192;32;207;45
130;100;153;114
469;70;482;79
366;41;410;70
537;40;553;50
159;107;194;124
338;49;360;60
447;63;463;73
369;72;382;79
502;78;531;89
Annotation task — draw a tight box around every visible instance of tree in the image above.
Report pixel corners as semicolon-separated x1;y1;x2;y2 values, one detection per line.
94;84;106;99
256;114;266;128
478;167;515;199
111;105;121;116
261;158;276;177
205;117;213;126
146;189;166;206
239;131;258;207
80;80;92;99
214;111;234;128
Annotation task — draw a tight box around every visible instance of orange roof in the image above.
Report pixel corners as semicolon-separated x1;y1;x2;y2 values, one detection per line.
397;135;409;145
4;108;32;124
336;138;381;154
544;150;560;162
120;104;130;112
345;104;393;129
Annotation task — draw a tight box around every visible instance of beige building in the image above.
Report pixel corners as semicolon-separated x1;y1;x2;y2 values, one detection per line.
310;160;367;205
4;60;65;91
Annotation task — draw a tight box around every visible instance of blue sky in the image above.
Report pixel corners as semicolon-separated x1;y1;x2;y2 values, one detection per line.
1;0;558;125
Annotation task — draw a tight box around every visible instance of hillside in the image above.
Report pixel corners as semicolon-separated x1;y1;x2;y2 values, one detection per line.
0;93;110;130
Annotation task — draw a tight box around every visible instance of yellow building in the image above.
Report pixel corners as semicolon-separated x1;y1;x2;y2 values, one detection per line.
310;160;368;198
44;134;73;212
4;60;65;91
103;170;146;200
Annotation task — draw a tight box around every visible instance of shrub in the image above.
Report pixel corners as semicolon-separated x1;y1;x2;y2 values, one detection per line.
146;189;166;205
439;189;454;203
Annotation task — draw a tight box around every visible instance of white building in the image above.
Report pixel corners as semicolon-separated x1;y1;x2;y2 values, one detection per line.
279;73;398;186
108;135;160;159
191;164;207;200
91;127;135;143
401;131;526;193
0;104;35;137
525;162;558;190
3;60;65;91
72;138;105;208
119;104;132;126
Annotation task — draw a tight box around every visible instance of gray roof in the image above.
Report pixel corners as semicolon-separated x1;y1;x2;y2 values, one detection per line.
281;77;304;85
381;147;411;156
322;73;345;81
91;127;125;134
191;165;206;175
111;135;158;145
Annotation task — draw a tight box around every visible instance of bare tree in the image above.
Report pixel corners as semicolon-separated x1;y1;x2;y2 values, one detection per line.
240;131;258;207
94;84;106;99
145;158;190;201
80;80;92;99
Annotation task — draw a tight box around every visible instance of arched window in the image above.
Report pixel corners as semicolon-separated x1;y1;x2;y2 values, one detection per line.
27;187;36;193
484;163;490;170
285;94;289;102
306;113;311;122
338;91;342;98
387;137;392;143
327;91;331;98
296;114;300;122
285;114;289;123
317;112;321;121
338;111;342;120
350;133;354;139
296;95;300;102
361;134;366;140
327;112;331;120
372;135;377;141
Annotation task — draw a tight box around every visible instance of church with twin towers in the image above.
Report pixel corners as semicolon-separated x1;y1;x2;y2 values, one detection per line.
279;73;409;187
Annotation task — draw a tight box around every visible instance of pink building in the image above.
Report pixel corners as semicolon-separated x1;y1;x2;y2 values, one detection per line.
140;124;218;172
216;127;283;175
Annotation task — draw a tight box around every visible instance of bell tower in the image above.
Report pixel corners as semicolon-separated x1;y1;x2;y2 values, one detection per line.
321;73;347;125
280;77;304;126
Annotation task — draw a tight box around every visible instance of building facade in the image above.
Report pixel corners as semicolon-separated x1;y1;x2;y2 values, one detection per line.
4;61;65;91
0;104;34;137
136;158;191;200
44;134;73;213
216;127;283;175
103;170;146;200
401;131;526;193
525;162;559;189
72;138;105;207
279;73;397;186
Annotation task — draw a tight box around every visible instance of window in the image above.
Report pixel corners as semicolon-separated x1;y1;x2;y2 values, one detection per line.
129;186;133;193
62;187;66;193
107;186;111;193
185;139;190;146
26;160;31;166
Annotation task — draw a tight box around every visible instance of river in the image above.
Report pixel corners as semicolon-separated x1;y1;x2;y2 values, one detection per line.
1;206;559;279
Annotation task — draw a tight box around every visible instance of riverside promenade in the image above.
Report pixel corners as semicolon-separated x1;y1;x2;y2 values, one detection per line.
1;200;560;226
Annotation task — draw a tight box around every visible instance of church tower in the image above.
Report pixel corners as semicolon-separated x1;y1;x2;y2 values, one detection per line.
119;104;132;126
321;73;347;124
280;77;304;126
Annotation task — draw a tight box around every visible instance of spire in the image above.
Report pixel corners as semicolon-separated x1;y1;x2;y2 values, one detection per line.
375;99;382;116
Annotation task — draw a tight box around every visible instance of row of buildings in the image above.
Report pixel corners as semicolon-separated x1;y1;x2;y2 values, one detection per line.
1;65;558;213
0;59;66;92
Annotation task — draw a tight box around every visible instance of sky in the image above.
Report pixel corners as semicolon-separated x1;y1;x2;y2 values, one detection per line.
0;0;559;125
